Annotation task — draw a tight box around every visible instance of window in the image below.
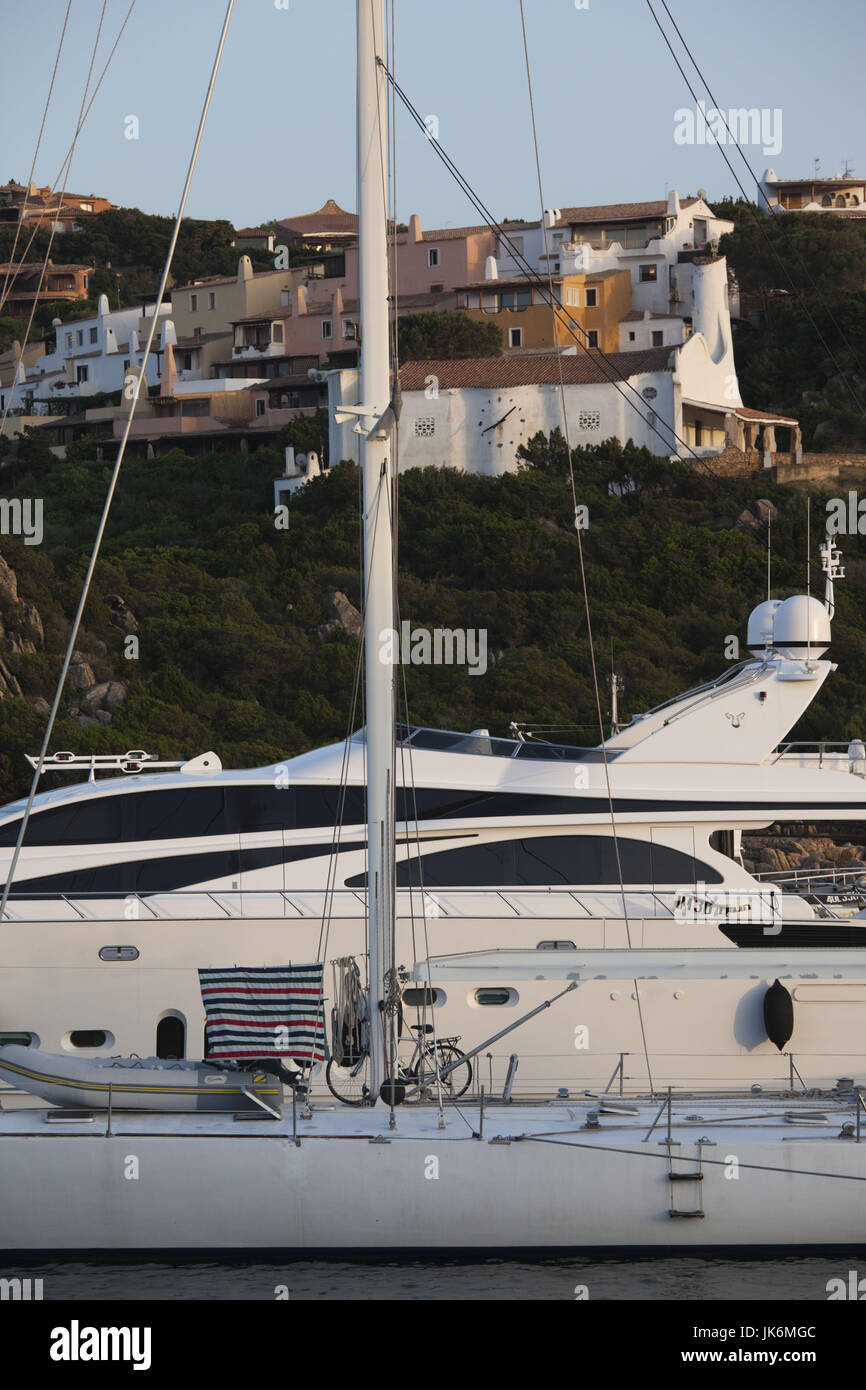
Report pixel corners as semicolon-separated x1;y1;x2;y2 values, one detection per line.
509;327;523;348
123;359;130;370
586;330;598;348
322;320;332;339
77;330;83;346
281;289;292;307
507;235;524;256
255;398;266;417
427;247;439;267
189;293;198;311
473;989;514;1006
652;330;664;346
89;327;98;344
537;940;576;951
194;327;202;339
362;834;723;889
430;283;444;294
414;416;435;437
500;289;531;312
76;365;89;383
0;1032;36;1046
342;319;356;339
628;331;636;342
402;988;444;1008
272;323;284;343
585;287;597;307
69;1030;108;1048
156;1015;185;1059
208;292;216;310
639;264;657;282
578;409;601;430
66;333;74;348
564;287;576;306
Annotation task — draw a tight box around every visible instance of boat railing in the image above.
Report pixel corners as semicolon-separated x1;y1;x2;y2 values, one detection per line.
753;863;866;889
769;740;856;767
0;883;787;923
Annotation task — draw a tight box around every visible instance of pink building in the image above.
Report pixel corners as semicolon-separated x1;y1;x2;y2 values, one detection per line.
251;215;524;367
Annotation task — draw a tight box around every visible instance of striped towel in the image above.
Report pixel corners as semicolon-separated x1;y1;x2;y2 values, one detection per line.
199;964;325;1065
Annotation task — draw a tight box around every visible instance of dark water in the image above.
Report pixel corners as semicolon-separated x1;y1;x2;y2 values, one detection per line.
4;1256;862;1300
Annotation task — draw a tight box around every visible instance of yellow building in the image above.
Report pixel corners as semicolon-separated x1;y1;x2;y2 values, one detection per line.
455;268;631;354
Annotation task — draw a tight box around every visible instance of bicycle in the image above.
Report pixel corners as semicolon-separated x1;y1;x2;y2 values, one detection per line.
325;1024;473;1105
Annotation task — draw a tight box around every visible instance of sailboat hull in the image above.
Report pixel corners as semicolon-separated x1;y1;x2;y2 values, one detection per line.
0;1100;863;1254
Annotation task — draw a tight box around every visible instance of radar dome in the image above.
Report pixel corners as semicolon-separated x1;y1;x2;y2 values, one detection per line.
746;599;781;653
771;594;831;659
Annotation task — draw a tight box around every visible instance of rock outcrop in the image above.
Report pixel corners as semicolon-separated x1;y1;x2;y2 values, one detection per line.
314;590;362;639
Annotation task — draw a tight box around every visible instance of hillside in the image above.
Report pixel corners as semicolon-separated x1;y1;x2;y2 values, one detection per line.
0;435;862;806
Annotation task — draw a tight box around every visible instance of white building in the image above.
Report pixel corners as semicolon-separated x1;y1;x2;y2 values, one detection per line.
758;168;866;217
497;191;735;323
4;295;171;412
329;252;749;471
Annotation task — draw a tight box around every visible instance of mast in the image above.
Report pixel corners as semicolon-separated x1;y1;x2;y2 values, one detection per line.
357;0;395;1103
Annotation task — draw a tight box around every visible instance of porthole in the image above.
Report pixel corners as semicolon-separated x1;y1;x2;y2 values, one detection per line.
99;945;139;962
0;1031;38;1047
537;940;576;951
65;1030;113;1050
471;988;518;1007
402;988;445;1008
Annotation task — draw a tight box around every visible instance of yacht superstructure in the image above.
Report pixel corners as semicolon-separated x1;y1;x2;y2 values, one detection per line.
1;588;865;1093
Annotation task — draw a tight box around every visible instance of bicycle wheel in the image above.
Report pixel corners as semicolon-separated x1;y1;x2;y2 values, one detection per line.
420;1043;472;1099
326;1053;372;1105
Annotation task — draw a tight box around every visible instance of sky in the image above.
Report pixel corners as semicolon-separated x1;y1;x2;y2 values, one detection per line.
2;0;865;230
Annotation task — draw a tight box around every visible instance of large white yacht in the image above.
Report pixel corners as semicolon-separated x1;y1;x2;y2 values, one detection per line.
1;585;865;1093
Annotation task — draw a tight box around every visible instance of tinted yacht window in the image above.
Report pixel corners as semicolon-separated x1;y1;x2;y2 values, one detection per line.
346;835;722;888
134;788;226;839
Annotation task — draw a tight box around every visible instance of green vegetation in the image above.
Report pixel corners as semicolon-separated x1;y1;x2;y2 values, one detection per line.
713;206;866;450
0;207;275;329
396;310;502;359
0;434;862;805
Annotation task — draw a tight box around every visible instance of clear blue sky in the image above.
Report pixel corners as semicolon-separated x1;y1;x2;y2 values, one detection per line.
3;0;865;229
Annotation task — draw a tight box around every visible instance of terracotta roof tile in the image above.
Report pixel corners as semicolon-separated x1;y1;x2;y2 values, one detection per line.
398;347;674;391
556;200;667;226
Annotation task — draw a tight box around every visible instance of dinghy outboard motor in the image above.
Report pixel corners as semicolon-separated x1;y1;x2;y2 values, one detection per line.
763;979;794;1050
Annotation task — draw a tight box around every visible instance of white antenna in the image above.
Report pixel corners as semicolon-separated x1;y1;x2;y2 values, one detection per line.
806;496;811;663
766;511;772;601
821;528;845;619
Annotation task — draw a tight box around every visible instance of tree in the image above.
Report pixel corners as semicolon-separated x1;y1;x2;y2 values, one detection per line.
275;408;331;464
396;310;502;360
16;425;53;471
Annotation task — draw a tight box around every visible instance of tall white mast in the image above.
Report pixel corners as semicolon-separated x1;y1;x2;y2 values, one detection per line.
357;0;395;1103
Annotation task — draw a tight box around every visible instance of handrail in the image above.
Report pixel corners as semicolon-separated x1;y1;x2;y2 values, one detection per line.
0;883;791;922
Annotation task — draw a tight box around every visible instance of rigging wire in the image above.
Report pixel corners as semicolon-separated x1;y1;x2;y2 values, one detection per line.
655;0;866;395
0;0;110;437
0;1;139;317
375;57;725;480
646;0;866;425
0;0;73;311
518;0;654;1095
0;0;237;925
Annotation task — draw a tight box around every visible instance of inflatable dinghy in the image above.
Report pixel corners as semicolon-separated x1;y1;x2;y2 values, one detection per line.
0;1045;281;1113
